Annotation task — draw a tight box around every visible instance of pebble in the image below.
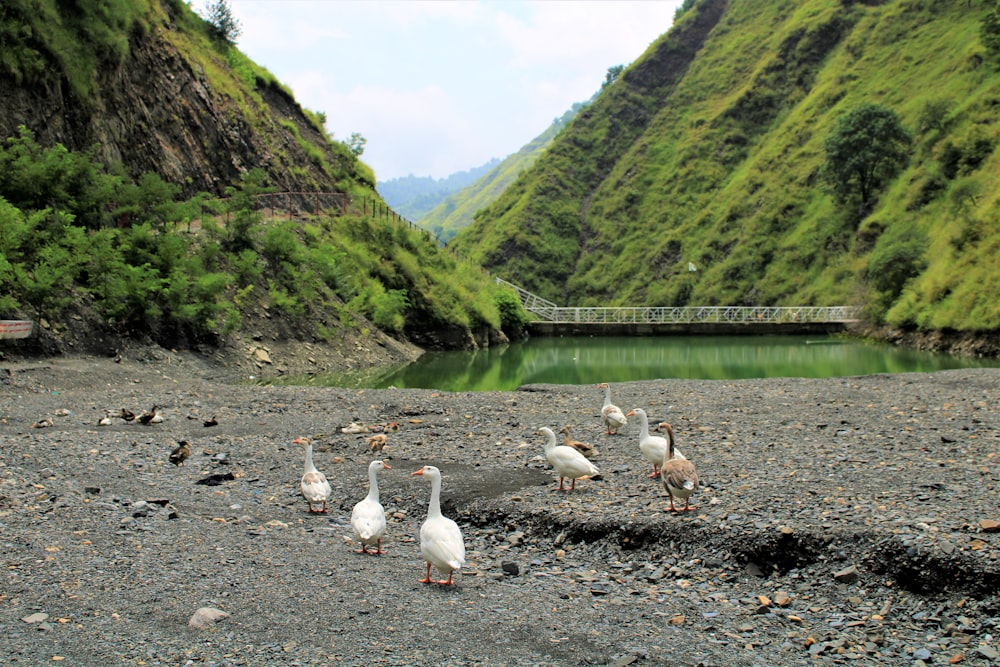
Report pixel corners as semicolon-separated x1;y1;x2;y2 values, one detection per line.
2;361;998;666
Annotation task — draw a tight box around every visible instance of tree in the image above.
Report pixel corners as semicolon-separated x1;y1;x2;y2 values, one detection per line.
204;0;242;44
602;65;624;89
822;103;911;211
347;132;366;158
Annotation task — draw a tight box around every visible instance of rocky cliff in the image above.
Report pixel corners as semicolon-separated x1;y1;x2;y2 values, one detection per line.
0;0;356;198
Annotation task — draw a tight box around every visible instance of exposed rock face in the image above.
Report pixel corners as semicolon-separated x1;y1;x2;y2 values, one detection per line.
0;1;350;198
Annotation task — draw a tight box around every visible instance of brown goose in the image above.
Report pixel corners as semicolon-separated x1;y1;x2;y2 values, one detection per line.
559;425;599;460
661;431;698;512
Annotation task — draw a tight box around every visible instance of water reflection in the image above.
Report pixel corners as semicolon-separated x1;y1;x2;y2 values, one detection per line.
271;335;998;391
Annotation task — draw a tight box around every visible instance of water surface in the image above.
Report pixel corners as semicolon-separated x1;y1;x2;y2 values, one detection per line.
270;335;999;391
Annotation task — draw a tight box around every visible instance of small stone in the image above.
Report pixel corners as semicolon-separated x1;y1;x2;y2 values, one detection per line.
976;646;1000;660
913;648;932;661
22;613;49;624
978;520;1000;533
774;591;792;607
188;607;229;629
833;565;859;583
501;561;519;576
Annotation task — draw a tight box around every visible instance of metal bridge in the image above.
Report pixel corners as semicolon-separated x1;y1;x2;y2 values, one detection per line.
495;278;861;326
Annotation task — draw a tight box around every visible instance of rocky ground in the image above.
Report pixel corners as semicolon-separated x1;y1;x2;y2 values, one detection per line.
1;348;999;666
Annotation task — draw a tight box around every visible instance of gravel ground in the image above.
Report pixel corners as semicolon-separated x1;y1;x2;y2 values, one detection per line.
1;353;999;666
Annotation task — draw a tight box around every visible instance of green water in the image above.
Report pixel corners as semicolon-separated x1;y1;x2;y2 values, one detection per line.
271;335;999;391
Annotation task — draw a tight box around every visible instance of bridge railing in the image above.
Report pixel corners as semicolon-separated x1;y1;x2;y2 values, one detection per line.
535;305;860;324
495;278;860;324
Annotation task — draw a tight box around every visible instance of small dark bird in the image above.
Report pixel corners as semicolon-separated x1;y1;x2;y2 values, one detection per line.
138;405;160;425
203;416;218;428
169;440;191;466
119;408;136;424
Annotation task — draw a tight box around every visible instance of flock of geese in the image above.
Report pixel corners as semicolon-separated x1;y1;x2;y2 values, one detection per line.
290;382;698;586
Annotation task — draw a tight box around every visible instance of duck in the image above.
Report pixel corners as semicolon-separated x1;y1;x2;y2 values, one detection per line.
341;421;369;434
31;417;54;429
296;436;332;513
203;415;218;428
662;431;698;512
366;433;388;454
559;424;598;460
412;465;465;585
539;427;600;492
119;408;136;424
169;440;191;466
138;405;162;425
97;411;113;426
626;408;685;478
352;460;391;554
597;382;628;435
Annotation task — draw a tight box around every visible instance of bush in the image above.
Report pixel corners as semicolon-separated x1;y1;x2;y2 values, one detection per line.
494;287;529;337
867;232;926;302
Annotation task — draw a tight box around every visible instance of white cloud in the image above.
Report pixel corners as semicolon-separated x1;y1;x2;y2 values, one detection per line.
229;0;683;180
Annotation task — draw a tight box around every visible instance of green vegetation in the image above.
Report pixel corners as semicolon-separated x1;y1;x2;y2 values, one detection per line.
821;103;912;214
452;0;1000;333
377;159;501;223
202;0;242;44
0;128;510;346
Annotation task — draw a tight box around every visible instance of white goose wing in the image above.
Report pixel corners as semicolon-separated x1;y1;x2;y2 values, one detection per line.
301;471;331;503
352;497;386;542
421;516;466;570
549;445;600;479
603;404;628;428
639;435;667;466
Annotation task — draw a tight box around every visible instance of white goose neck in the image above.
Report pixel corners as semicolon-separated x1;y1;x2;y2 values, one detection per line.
636;410;650;438
427;472;443;519
304;444;317;473
367;463;381;501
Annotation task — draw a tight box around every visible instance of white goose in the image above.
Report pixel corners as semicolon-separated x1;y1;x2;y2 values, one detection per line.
597;382;628;434
295;437;332;513
412;465;465;585
352;460;390;554
626;408;685;478
540;427;600;492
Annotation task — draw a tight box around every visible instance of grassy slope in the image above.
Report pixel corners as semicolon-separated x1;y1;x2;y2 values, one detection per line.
0;0;508;347
452;0;1000;332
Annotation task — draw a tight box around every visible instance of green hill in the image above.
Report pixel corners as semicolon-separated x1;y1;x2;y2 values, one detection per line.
450;0;1000;334
419;103;586;243
377;160;500;222
0;0;524;358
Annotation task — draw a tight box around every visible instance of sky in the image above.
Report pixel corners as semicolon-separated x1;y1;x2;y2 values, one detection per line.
226;1;684;182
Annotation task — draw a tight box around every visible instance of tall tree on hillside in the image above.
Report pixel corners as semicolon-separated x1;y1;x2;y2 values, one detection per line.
205;0;242;44
822;103;911;213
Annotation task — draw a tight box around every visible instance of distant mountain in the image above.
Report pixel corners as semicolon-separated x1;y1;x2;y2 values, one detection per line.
420;102;587;243
377;160;500;221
